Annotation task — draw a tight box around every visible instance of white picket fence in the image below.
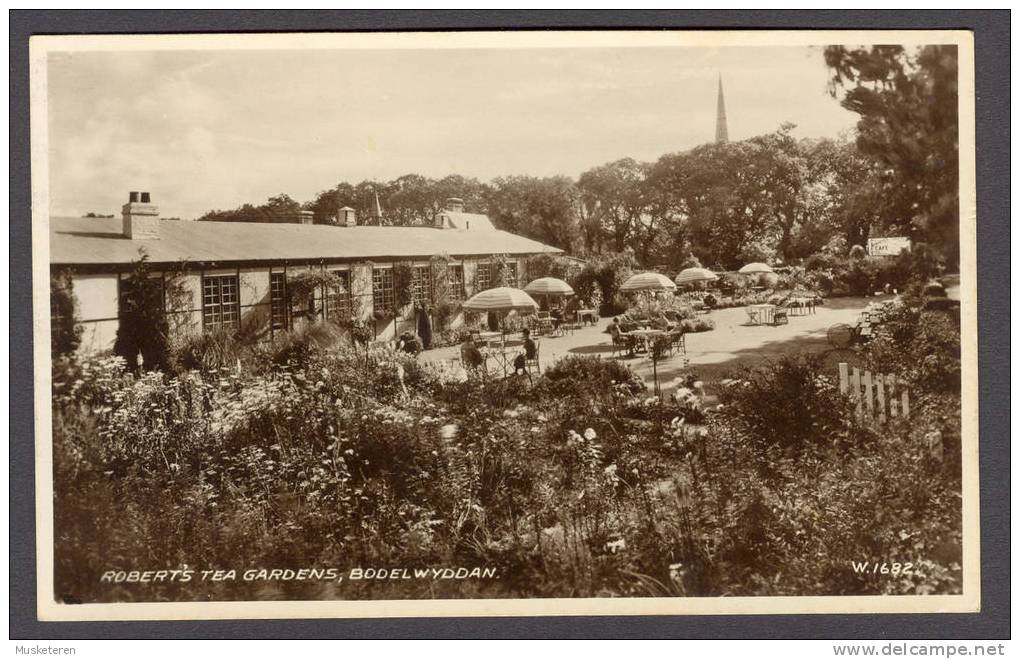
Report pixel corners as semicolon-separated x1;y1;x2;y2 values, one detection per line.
838;363;910;423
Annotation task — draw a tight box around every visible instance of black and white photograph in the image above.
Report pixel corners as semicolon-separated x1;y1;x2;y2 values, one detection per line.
29;28;978;620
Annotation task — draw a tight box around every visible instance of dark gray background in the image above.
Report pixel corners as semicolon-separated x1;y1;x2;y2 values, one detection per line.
9;10;1010;640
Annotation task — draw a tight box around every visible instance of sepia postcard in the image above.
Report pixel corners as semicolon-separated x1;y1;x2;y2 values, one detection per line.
30;29;978;621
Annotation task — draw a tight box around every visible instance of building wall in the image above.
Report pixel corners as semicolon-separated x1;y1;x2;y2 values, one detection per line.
71;273;120;354
61;254;532;355
168;272;202;340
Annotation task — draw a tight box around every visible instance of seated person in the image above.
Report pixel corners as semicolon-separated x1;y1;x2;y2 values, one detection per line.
649;313;671;330
460;336;484;372
396;331;422;356
513;328;538;374
550;307;564;330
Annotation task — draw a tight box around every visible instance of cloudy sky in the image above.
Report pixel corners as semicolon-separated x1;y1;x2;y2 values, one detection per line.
46;45;859;220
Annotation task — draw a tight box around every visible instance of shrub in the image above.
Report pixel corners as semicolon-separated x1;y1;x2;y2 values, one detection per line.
114;254;172;372
680;317;715;333
50;270;82;358
702;293;717;309
866;304;960;395
269;321;343;367
173;326;246;373
718;354;869;453
542;355;645;395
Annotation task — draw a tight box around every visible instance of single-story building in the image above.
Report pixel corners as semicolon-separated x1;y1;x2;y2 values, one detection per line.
50;192;562;354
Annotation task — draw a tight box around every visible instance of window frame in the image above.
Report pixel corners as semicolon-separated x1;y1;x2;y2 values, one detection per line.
201;273;240;331
475;262;493;292
371;266;395;316
269;271;288;333
411;265;433;307
447;264;465;302
325;269;353;322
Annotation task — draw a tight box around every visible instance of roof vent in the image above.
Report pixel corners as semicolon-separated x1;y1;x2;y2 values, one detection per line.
338;206;356;227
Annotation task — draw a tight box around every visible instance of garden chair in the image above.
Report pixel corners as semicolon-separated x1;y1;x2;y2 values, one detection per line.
772;305;789;326
669;328;686;355
525;341;541;375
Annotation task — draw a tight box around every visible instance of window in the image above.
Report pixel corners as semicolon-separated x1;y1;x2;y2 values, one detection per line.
447;265;465;301
270;272;288;331
372;267;394;315
504;262;519;288
411;266;432;306
325;270;352;321
202;274;239;330
475;263;493;291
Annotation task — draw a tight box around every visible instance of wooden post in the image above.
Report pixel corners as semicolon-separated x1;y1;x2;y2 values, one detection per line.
901;388;910;419
863;370;874;420
888;374;898;418
875;374;886;424
839;363;849;395
851;367;861;418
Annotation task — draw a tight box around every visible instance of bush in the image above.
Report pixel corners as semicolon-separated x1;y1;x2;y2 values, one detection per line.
718;355;869;453
114;254;172;372
866;304;960;395
173;326;246;373
680;317;715;333
50;270;82;358
542;355;645;395
269;321;343;367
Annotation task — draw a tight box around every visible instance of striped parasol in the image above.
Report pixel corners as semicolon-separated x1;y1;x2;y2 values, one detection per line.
738;262;774;275
524;277;575;297
675;267;719;285
619;272;677;293
462;286;540;312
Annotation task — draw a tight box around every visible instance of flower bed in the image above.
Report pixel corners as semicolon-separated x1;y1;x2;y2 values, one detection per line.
51;340;961;602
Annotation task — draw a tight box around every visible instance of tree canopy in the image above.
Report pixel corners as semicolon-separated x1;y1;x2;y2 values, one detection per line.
194;46;958;270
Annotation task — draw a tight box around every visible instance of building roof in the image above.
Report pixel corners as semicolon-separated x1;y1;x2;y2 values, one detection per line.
438;210;495;231
49;216;562;267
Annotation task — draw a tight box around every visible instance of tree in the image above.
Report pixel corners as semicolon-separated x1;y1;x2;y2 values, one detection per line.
824;45;960;264
114;253;171;372
50;269;82;358
577;158;647;254
484;175;581;251
198;194;301;224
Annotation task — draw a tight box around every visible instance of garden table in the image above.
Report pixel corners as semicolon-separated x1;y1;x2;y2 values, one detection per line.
577;309;599;326
482;345;519;378
746;303;776;326
627;328;666;355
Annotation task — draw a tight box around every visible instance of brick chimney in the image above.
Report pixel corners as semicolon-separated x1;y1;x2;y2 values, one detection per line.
122;191;160;239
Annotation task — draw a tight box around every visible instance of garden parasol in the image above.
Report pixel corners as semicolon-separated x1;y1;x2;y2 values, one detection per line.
674;267;719;286
463;286;540;313
618;272;676;399
619;272;677;294
738;262;774;275
524;277;575;297
524;277;574;311
463;286;539;344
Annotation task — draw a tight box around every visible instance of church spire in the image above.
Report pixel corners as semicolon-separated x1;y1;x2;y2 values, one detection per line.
715;74;729;143
371;192;384;224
